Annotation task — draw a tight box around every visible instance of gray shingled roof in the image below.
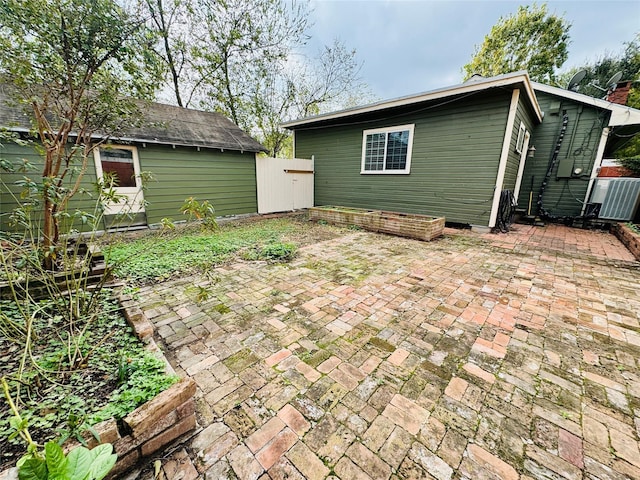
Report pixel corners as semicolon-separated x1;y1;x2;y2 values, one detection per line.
0;87;266;153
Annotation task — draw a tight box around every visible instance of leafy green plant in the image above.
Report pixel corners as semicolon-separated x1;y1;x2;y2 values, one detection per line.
18;442;117;480
626;222;640;234
2;378;117;480
259;242;297;261
91;352;178;423
0;297;177;468
180;197;218;231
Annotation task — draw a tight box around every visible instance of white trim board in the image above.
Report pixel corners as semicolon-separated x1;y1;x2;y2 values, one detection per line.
282;71;543;128
532;82;640;127
489;89;521;228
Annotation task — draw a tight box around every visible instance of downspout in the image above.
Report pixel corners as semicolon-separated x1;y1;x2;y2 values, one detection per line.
489;89;520;228
580;127;610;216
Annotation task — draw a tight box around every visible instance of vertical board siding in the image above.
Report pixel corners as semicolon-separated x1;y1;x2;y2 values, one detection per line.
294;90;513;226
518;91;608;217
138;145;257;224
0;142;99;232
256;157;314;214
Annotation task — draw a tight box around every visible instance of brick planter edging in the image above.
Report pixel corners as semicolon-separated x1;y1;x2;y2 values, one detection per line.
310;206;445;241
0;293;197;480
612;223;640;261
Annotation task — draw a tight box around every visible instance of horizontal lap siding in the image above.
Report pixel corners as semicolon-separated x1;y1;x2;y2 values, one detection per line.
0;143;99;232
503;94;536;194
518;92;607;217
138;146;256;224
294;90;512;226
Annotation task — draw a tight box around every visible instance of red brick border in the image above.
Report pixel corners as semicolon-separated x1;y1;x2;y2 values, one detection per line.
611;223;640;261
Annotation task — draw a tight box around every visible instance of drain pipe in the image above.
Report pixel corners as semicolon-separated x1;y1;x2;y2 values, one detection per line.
537;111;569;219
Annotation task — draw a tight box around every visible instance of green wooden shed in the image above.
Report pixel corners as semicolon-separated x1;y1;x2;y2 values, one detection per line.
522;82;640;222
283;72;640;229
0;89;266;232
282;72;543;230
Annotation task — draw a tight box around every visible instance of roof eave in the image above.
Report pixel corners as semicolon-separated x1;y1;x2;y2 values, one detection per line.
532;82;640;127
282;71;543;129
3;127;266;153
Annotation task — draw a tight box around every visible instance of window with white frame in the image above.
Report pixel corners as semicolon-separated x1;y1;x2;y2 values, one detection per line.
515;122;527;154
361;124;414;174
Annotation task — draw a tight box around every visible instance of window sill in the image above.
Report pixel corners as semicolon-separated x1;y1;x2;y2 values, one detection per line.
360;170;411;175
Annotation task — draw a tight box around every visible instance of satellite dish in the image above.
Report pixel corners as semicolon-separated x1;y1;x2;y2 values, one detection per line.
605;71;623;90
567;69;587;91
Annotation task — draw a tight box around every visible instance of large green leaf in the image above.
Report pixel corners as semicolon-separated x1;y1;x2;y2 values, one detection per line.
88;444;117;480
44;442;67;478
18;457;47;480
65;447;92;480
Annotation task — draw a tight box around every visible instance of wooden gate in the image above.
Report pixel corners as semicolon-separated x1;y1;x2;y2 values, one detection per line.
256;157;314;214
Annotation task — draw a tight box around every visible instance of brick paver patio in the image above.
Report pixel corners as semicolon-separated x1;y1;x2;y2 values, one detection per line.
133;222;640;479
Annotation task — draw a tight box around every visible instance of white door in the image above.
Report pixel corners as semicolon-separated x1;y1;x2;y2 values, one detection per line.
291;171;314;210
94;146;145;217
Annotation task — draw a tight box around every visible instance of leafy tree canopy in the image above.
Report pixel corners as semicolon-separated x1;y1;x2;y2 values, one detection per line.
143;0;372;157
463;3;571;83
0;0;161;255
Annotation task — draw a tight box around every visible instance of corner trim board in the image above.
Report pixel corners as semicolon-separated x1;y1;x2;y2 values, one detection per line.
489;89;521;228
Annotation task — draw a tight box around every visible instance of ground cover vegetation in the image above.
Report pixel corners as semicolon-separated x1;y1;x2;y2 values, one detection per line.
105;216;330;284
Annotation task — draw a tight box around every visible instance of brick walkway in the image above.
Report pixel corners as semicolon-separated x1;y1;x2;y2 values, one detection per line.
133;223;640;480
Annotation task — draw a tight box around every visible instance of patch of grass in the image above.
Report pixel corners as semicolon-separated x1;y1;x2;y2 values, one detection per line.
242;242;297;262
106;218;303;283
368;337;396;352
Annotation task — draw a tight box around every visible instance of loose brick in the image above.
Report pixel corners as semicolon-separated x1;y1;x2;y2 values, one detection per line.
526;444;581;480
286;441;330;480
141;414;196;456
462;362;495;384
558;429;584;469
409;442;453;480
227;444;264;480
444;377;468;401
334;456;371;480
382;394;430;435
198;431;239;469
278;404;311;435
296;362;321;382
266;349;292;367
317;356;341;373
610;429;640;468
347;441;391;479
388;348;410;366
246;417;286;453
466;443;518;480
255;428;298;470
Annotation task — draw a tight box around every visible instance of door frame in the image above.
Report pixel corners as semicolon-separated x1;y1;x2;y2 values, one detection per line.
93;144;146;217
513;130;531;201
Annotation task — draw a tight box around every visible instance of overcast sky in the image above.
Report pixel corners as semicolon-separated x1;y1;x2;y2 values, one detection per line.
302;0;640;100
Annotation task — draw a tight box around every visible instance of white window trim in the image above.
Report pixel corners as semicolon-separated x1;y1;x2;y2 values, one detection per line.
515;122;526;154
93;144;142;191
360;124;415;175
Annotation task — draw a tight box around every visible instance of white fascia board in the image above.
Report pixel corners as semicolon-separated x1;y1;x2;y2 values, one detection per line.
489;89;521;228
532;82;640;127
282;71;543;128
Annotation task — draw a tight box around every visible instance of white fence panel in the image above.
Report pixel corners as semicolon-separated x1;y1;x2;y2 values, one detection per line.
256;157;314;214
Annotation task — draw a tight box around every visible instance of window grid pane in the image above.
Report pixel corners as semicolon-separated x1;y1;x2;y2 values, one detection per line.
385;131;409;170
365;133;386;171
